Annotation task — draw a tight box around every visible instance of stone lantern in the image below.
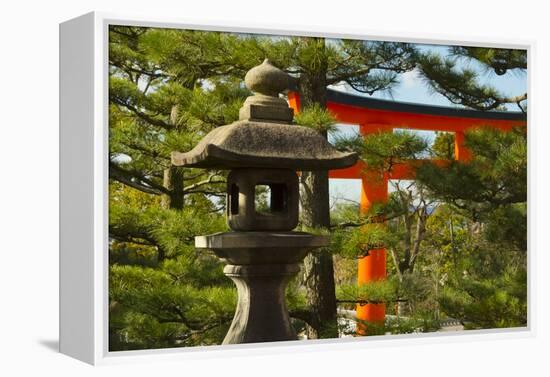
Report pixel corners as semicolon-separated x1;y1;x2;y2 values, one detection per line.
172;59;358;344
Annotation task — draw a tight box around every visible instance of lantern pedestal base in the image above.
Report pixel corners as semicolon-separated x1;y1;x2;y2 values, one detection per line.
196;231;329;344
222;263;300;344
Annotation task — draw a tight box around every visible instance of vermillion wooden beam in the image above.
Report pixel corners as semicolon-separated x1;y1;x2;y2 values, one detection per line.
322;89;526;130
326;101;523;131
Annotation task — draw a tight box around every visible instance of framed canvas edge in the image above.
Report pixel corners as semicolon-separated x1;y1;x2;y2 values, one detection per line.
60;10;536;365
59;12;98;365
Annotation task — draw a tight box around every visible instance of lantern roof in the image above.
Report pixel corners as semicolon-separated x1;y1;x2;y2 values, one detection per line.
171;59;358;170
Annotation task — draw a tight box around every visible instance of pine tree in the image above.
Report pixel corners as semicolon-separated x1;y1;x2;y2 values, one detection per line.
416;128;527;328
416;47;527;111
108;26;251;349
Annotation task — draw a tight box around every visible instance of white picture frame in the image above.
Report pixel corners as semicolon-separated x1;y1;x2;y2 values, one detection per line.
59;11;534;365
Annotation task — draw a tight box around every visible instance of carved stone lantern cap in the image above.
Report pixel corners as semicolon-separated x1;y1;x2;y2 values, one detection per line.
245;58;289;96
171;59;358;170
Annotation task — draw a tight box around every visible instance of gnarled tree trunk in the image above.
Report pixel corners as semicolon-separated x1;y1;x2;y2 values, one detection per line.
298;38;338;339
158;105;185;262
161;166;184;210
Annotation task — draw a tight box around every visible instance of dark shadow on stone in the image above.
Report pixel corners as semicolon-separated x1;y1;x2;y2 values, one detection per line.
38;339;59;352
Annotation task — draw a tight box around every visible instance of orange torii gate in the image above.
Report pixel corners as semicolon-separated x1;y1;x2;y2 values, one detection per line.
287;89;526;330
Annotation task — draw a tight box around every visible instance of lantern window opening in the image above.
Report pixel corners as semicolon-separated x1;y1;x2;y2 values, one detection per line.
230;183;239;215
254;183;288;216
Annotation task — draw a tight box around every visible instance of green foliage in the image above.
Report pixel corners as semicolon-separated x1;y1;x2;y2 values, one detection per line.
335;223;396;259
417;128;527;217
329;202;360;226
416;49;527;111
440;267;527;329
110;264;236;349
484;203;527;251
417;52;505;110
109;198;226;255
332;133;365;155
294;103;337;134
388;315;441;334
415;128;527;329
361;130;428;171
108;25;247;350
451;46;527;76
354;315;440;336
337;279;399;305
431;132;455;159
329;40;416;95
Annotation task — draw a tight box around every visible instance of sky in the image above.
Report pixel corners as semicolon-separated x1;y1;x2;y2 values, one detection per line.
327;43;527;207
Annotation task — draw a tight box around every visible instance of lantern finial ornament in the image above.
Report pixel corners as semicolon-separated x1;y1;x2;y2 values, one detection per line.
239;59;294;123
171;60;357;344
244;59;289;96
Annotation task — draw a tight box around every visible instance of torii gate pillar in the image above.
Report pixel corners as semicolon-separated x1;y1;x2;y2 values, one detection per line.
356;124;390;333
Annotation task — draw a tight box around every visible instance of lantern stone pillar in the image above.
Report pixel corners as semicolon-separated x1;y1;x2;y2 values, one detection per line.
222;264;299;343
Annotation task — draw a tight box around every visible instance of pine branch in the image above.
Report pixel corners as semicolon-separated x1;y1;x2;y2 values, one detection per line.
185;191;226;197
289;309;314;328
109;58;168;80
183;174;226;193
109;226;157;246
110;163;170;195
120;140;165;161
417;52;528;111
451;46;527;75
327;43;416;85
327;66;373;85
110;96;173;130
173;319;232;342
330;211;407;230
